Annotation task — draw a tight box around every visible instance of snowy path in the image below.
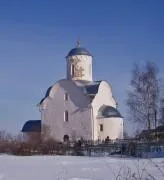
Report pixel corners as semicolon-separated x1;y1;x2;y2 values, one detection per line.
0;155;164;180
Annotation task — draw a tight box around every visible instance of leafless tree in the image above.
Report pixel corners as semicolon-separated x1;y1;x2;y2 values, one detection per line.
159;98;164;125
127;62;159;131
0;130;6;141
0;130;13;141
123;131;130;139
41;124;51;142
26;132;41;145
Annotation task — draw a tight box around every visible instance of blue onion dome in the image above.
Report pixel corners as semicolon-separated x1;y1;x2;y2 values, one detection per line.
67;41;92;57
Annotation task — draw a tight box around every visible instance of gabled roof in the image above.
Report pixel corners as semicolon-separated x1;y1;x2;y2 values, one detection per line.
97;105;122;118
21;120;41;132
39;85;52;104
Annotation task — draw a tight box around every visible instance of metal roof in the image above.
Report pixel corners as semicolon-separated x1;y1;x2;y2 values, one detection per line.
74;80;101;96
84;83;101;95
97;105;122;118
39;81;102;105
39;85;52;104
67;47;92;57
21;120;41;132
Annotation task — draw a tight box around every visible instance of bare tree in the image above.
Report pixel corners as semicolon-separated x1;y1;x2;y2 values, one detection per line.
159;98;164;125
26;132;41;145
127;62;159;131
41;124;51;141
0;130;13;141
123;130;130;139
0;130;6;141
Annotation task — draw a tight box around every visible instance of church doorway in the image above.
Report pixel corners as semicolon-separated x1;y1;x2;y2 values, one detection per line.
63;134;69;142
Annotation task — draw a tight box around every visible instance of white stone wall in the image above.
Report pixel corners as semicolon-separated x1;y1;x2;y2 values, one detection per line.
97;117;123;140
66;55;93;81
40;79;92;141
91;81;123;140
40;80;123;141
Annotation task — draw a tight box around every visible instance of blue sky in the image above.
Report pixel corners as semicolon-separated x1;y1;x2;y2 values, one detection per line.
0;0;164;134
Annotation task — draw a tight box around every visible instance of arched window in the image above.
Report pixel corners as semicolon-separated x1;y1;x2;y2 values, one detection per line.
71;64;75;77
99;124;103;131
89;64;91;76
64;93;68;101
64;111;68;122
63;134;69;142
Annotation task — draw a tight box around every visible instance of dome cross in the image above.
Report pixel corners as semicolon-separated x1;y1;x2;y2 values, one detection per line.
76;40;80;47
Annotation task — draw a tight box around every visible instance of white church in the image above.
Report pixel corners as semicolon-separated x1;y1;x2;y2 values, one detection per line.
22;43;123;142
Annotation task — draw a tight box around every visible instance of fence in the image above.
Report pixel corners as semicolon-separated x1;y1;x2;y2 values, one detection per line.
0;139;164;157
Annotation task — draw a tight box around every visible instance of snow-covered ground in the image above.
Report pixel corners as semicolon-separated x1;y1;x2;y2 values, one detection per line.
0;155;164;180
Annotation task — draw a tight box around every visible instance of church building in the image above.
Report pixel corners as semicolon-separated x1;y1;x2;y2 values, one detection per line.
22;43;123;142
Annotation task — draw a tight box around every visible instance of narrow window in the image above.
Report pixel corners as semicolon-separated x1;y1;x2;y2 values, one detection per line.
64;93;68;101
64;111;68;122
89;64;91;76
99;124;103;132
71;64;75;77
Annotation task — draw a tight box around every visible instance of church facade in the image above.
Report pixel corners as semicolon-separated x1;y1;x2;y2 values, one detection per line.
38;44;123;142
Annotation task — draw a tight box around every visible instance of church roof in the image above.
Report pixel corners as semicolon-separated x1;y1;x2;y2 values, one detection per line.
97;105;122;118
39;85;52;104
21;120;41;132
67;47;92;57
39;80;102;105
84;82;101;95
74;80;101;95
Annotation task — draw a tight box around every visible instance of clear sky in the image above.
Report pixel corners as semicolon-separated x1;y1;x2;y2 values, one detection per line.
0;0;164;134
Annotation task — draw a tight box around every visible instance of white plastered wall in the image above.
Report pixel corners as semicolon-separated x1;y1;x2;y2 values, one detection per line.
66;55;93;81
97;117;123;140
40;79;92;141
91;81;123;140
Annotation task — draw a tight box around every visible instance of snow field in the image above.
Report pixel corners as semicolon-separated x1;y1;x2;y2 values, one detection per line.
0;155;164;180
